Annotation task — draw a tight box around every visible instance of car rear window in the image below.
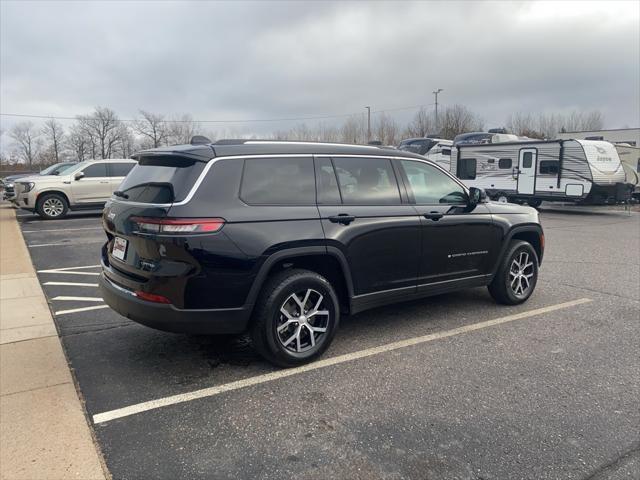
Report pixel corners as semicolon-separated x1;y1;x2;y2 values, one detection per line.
116;156;206;203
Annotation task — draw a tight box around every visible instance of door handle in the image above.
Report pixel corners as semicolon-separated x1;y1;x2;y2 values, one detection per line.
423;212;444;221
329;214;355;225
100;181;109;184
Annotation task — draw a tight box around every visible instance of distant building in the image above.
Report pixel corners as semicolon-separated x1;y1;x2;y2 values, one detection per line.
556;128;639;147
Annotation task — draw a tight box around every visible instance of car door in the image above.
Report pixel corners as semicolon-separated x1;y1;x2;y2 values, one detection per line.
107;162;136;193
315;156;421;305
397;159;501;290
70;162;111;204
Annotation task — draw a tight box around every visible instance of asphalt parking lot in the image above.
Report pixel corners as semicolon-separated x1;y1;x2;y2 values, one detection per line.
15;206;640;480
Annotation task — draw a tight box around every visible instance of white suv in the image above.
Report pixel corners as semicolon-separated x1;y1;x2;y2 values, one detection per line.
14;159;137;219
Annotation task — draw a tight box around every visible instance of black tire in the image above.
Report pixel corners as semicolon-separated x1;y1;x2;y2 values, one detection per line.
488;240;539;305
527;198;542;208
36;193;69;219
494;192;509;204
250;268;340;367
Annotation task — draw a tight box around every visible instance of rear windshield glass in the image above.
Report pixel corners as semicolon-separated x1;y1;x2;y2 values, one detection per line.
116;156;206;203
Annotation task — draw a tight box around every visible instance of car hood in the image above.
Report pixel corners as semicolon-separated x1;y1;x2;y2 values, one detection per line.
17;174;69;184
485;201;537;216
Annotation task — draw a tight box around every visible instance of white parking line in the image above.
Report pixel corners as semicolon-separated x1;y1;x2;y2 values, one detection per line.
38;265;100;276
29;241;103;248
55;305;110;315
92;297;592;424
44;282;99;287
39;265;100;271
52;296;103;302
22;227;101;233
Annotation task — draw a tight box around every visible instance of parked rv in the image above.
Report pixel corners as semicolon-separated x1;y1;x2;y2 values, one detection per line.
398;137;452;168
449;138;631;206
615;143;640;199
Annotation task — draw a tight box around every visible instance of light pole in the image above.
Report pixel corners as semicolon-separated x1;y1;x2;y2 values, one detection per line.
433;88;443;134
365;106;371;143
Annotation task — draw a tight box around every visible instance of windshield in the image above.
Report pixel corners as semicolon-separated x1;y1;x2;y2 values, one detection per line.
40;162;75;175
58;161;89;175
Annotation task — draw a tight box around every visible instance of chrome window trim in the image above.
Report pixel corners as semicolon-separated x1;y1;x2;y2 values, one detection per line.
109;152;468;209
110;154;314;208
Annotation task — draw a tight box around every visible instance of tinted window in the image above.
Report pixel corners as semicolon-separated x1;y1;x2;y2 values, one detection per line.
522;152;533;168
109;162;135;177
241;157;315;205
117;156;205;203
458;158;477;179
401;160;467;205
315;157;341;204
499;158;512;169
539;160;559;175
441;148;451;156
332;157;400;205
81;163;107;178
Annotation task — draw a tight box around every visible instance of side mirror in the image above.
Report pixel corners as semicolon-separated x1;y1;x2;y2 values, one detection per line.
468;187;486;207
74;171;85;181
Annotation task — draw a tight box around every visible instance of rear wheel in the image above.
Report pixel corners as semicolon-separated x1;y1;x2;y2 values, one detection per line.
494;192;509;203
250;268;340;367
488;240;538;305
527;198;542;208
36;193;68;219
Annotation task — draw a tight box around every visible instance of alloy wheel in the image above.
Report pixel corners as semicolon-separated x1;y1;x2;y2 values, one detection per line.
509;251;535;297
276;288;330;353
42;198;64;217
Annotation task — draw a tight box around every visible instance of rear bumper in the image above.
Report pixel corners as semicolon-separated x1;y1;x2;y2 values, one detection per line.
99;272;251;335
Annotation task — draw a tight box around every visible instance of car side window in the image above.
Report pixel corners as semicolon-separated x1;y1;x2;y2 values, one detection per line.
81;163;107;178
331;157;401;205
109;163;135;177
400;160;467;205
240;157;315;205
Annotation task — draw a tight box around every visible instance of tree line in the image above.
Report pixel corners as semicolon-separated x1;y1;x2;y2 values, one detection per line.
1;105;604;170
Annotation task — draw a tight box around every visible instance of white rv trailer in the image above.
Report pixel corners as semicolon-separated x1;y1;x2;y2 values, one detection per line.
615;144;640;199
449;139;631;205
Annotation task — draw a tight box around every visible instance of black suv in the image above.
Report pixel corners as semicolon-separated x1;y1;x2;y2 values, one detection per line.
99;140;543;366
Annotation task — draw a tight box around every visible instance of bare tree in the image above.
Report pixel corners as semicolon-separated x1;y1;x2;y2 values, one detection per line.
438;105;484;140
114;123;136;158
77;107;121;158
405;107;435;138
134;110;168;148
9;122;40;168
373;112;399;145
166;114;200;145
41;118;65;163
340;115;366;144
67;124;89;161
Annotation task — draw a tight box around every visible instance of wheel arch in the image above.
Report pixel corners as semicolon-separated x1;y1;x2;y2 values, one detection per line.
36;189;71;207
245;246;354;318
490;224;544;278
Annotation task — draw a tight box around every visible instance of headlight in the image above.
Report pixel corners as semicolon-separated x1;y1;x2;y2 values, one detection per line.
5;182;14;188
20;182;35;193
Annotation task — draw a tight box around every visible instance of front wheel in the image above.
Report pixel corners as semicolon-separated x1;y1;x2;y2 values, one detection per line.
488;240;539;305
36;193;69;219
250;268;340;367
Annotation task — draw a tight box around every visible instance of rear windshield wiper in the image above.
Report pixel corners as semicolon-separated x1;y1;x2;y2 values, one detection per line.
113;190;129;199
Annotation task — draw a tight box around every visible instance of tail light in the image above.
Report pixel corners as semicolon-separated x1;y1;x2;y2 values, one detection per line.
130;217;225;234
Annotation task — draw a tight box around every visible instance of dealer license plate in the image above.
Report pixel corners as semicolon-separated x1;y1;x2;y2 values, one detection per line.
112;237;128;261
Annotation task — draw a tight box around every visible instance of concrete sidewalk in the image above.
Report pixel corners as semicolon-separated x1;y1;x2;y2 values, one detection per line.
0;204;106;479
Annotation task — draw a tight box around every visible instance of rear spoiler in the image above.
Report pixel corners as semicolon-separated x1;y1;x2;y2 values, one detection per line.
131;144;215;163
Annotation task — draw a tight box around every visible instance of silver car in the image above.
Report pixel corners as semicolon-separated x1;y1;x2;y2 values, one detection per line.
14;159;137;219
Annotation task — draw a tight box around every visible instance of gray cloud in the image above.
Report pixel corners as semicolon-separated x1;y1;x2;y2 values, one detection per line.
1;0;638;139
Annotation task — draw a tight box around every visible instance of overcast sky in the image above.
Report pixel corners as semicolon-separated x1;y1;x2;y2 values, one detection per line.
1;0;638;141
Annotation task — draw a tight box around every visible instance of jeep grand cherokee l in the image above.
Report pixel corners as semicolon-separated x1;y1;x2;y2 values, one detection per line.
99;140;544;367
